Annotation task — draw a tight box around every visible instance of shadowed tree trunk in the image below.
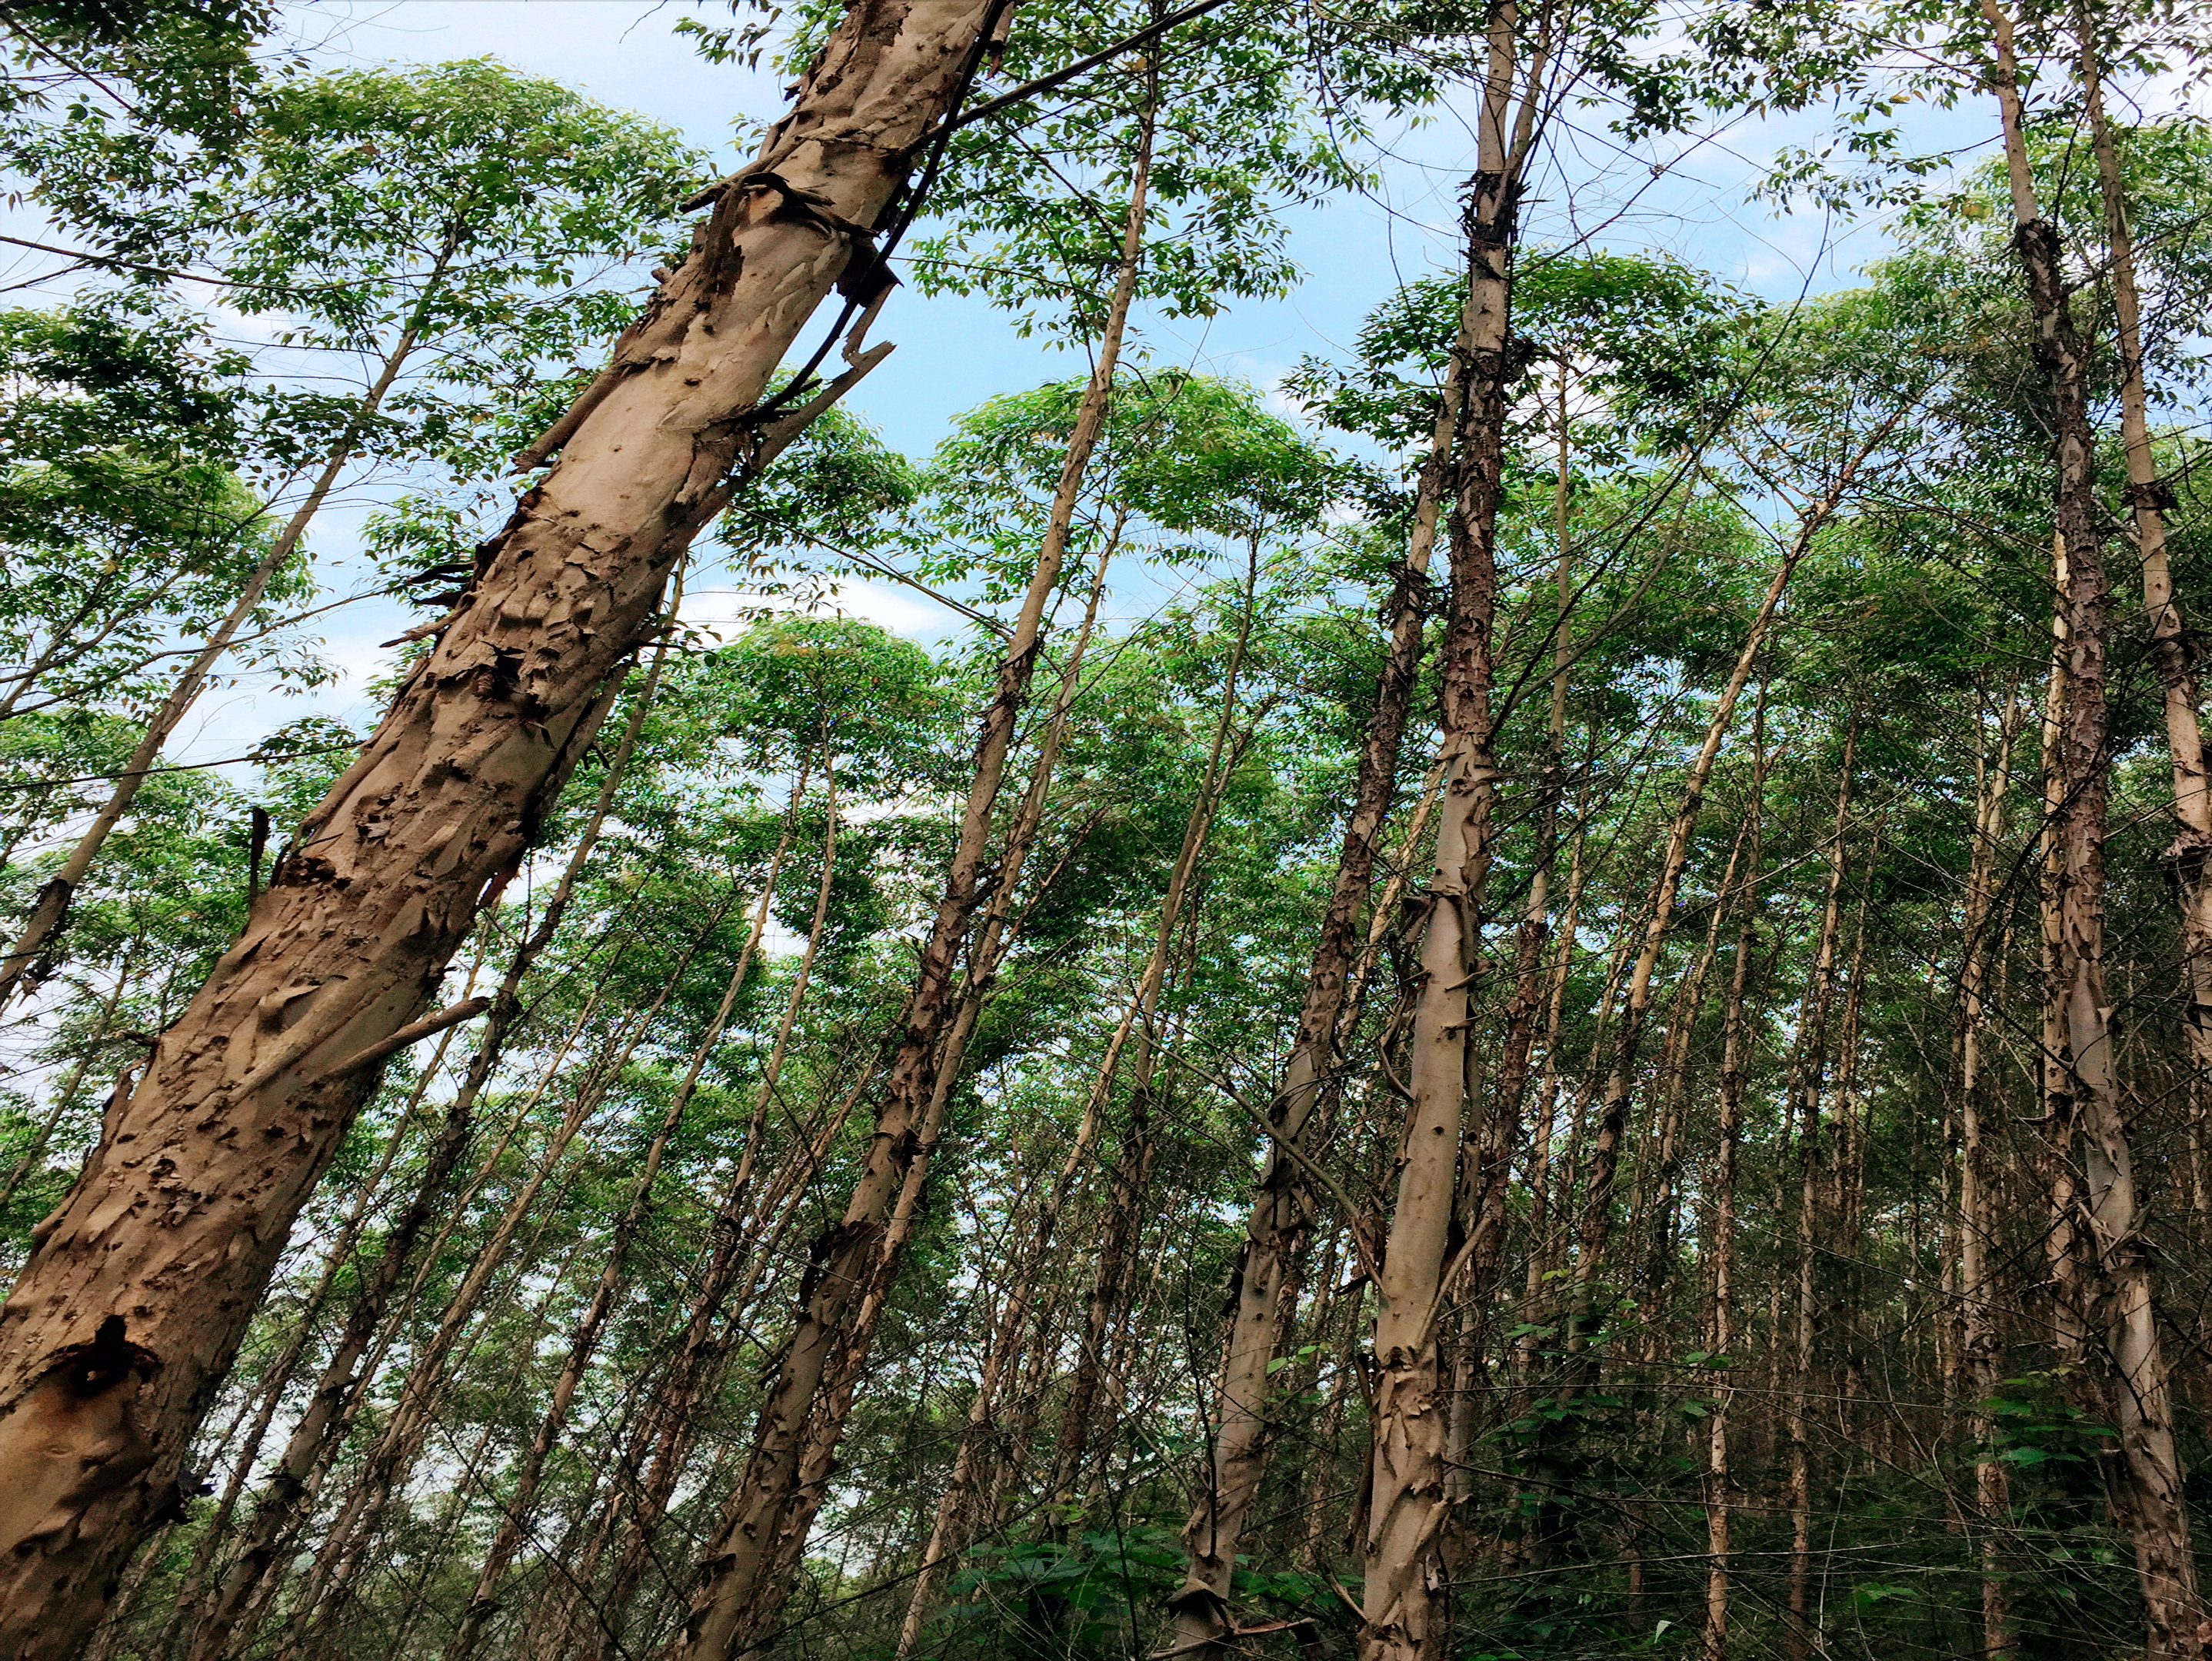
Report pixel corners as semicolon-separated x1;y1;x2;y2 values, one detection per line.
1960;683;2024;1660
1699;877;1761;1661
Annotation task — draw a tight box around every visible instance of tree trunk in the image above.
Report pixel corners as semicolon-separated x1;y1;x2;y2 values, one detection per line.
1984;8;2207;1652
1357;12;1543;1651
1164;320;1447;1661
0;8;1007;1648
2079;11;2212;1223
0;229;465;1008
665;88;1161;1659
1700;897;1759;1661
1960;684;2024;1659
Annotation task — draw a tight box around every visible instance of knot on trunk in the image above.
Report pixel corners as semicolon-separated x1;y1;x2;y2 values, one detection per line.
2162;826;2212;892
62;1315;157;1400
797;1217;883;1307
2130;476;2180;512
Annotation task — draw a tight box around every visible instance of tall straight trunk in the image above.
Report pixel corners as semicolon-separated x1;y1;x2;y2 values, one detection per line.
1984;9;2206;1653
1961;684;2025;1659
0;229;465;1008
1165;301;1453;1661
1827;900;1871;1429
0;8;1006;1647
1781;720;1858;1659
1357;15;1545;1655
2078;15;2212;1219
1055;580;1260;1513
180;589;683;1661
1700;899;1759;1661
2034;541;2090;1374
1437;373;1581;1599
580;752;874;1657
668;88;1161;1661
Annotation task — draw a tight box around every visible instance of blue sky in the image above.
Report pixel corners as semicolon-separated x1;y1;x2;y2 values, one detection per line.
291;0;1974;463
88;2;2010;760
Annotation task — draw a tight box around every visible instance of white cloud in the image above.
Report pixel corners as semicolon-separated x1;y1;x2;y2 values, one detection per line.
681;577;951;642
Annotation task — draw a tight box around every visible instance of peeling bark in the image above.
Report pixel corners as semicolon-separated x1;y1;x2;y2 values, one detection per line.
0;6;1008;1650
1166;193;1454;1661
1354;12;1537;1650
1984;8;2206;1651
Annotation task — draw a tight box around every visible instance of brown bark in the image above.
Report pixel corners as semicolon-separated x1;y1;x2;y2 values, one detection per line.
0;8;1008;1649
1984;8;2206;1652
1700;899;1759;1661
1164;356;1444;1661
1960;684;2025;1659
181;594;682;1661
153;1001;461;1653
1356;12;1547;1653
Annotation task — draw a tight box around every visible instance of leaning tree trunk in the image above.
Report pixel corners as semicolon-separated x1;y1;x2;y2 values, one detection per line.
1164;187;1461;1661
0;229;465;1009
0;6;1008;1651
665;81;1160;1661
1053;586;1255;1526
1984;8;2207;1653
578;745;858;1655
1569;466;1877;1355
